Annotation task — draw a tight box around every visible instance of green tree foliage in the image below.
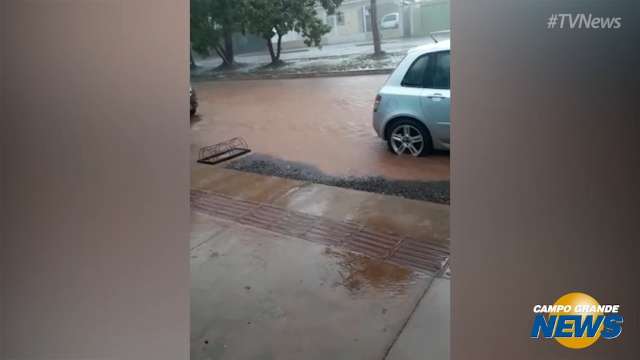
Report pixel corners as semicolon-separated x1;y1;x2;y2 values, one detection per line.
245;0;343;64
318;0;341;14
191;0;247;67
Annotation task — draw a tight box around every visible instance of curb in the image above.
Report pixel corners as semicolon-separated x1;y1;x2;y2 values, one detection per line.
192;68;393;82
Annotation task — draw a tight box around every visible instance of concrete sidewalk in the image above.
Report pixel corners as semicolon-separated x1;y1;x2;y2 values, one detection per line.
386;277;450;360
191;164;449;359
192;166;449;243
192;36;437;79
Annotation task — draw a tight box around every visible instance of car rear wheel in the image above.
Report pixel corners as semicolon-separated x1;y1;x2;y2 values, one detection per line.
387;119;433;156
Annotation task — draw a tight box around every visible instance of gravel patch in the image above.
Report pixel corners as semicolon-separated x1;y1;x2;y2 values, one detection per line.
225;154;449;204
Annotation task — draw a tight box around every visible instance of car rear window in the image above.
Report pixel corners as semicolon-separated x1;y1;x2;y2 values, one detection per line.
401;55;430;88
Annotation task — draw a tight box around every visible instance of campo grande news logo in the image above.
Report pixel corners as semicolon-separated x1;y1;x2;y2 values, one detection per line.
530;292;623;349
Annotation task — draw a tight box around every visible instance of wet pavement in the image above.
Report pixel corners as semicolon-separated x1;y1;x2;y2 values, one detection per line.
386;278;450;360
191;76;450;181
190;165;450;359
226;154;450;203
191;217;433;360
192;166;449;244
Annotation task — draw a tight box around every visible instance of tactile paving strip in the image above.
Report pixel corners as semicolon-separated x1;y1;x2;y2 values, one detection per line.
191;189;449;274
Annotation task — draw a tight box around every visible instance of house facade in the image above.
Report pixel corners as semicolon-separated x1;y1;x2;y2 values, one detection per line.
278;0;450;49
223;0;451;55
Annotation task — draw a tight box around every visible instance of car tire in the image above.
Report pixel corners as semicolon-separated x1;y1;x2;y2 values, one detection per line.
386;119;433;157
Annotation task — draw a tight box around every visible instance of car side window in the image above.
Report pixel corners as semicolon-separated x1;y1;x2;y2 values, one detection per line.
432;51;450;89
401;55;430;88
383;14;397;21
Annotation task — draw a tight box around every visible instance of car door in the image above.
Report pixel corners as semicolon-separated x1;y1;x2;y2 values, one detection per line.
397;53;432;117
420;51;451;146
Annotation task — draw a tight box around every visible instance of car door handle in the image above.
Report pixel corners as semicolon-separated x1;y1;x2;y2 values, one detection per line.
427;93;444;100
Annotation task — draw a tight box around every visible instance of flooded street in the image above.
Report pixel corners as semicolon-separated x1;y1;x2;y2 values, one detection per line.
190;76;451;360
191;76;450;181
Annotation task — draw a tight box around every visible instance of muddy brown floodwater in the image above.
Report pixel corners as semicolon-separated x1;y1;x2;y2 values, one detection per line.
323;247;424;296
191;76;449;181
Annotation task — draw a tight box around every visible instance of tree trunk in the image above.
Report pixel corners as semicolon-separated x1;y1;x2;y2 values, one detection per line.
266;39;277;64
370;0;383;56
223;30;235;66
190;48;197;69
276;33;283;61
213;45;229;66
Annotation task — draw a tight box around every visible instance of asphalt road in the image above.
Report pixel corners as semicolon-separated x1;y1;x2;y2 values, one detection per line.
191;75;449;181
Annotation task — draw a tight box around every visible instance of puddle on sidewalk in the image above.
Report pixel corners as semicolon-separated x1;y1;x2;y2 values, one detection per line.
323;247;425;297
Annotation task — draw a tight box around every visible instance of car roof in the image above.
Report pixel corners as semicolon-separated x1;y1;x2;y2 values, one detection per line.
407;39;450;55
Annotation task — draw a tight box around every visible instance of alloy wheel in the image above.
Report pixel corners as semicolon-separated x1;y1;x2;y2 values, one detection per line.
390;124;424;156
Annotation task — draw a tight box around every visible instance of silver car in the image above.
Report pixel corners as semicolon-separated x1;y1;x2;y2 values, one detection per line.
373;40;450;156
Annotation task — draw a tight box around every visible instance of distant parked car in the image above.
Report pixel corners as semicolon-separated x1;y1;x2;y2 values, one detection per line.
380;13;400;29
372;40;450;156
190;85;198;116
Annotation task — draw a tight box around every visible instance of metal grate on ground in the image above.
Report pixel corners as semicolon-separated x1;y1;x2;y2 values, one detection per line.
191;189;449;275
